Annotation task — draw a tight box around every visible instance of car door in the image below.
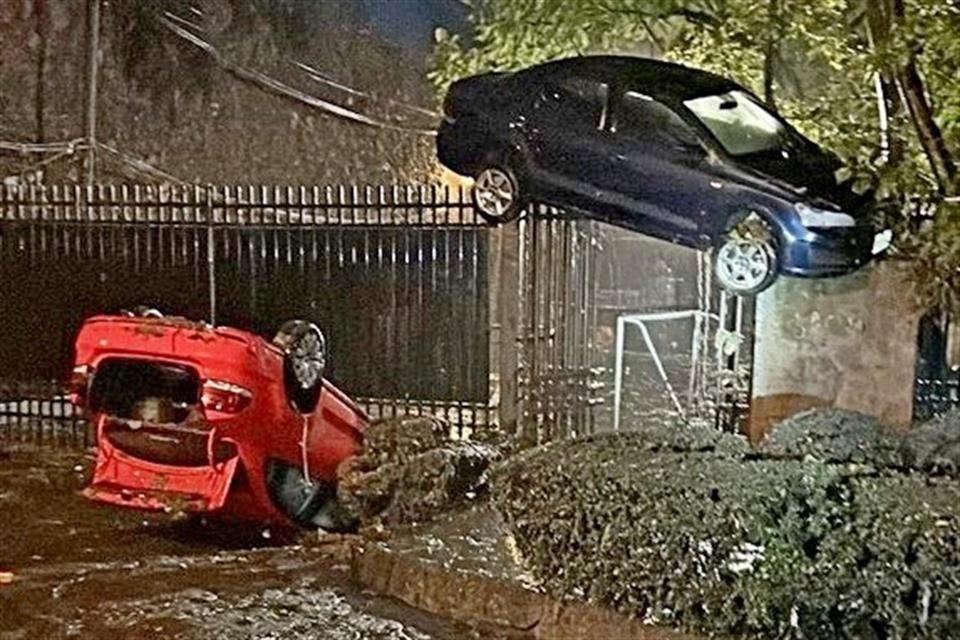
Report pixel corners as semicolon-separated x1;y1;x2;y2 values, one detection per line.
524;75;614;208
599;90;730;246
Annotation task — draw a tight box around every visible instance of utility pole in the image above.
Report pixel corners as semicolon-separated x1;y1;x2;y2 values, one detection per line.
84;0;101;185
34;0;48;143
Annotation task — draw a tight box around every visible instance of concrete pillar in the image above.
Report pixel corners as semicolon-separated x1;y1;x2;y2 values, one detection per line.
749;261;922;443
489;224;520;433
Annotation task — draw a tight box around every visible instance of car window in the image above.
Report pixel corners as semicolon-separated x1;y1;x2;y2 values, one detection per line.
684;90;785;156
541;76;609;130
613;91;701;148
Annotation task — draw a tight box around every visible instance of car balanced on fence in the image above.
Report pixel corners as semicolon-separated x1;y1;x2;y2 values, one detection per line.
437;55;892;295
69;309;367;531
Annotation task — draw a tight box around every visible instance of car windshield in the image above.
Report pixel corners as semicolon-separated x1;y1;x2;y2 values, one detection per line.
683;90;787;156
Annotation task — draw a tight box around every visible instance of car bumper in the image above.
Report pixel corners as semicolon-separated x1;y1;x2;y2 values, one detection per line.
780;225;889;278
83;417;240;513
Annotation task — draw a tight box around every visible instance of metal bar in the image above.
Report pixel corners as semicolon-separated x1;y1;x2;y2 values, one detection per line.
614;315;626;431
637;319;686;418
83;0;100;184
206;185;217;325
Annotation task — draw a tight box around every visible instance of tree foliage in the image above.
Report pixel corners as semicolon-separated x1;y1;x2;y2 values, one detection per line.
430;0;960;310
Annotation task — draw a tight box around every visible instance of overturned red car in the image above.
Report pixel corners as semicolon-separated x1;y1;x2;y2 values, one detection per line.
69;310;368;530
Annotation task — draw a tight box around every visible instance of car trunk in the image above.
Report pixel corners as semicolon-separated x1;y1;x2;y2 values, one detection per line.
443;71;517;119
88;359;234;467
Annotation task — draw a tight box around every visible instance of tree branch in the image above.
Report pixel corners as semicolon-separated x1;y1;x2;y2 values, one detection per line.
763;0;780;108
886;0;956;195
596;3;719;28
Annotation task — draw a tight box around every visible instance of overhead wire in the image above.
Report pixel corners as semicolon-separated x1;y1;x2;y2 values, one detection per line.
159;13;437;136
291;60;442;120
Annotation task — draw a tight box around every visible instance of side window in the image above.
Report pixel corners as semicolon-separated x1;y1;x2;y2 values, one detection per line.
614;91;701;148
541;76;609;130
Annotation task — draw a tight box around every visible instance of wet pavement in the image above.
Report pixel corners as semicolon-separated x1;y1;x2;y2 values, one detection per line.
0;445;513;639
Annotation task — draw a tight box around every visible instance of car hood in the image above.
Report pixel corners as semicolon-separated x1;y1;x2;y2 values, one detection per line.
734;145;873;214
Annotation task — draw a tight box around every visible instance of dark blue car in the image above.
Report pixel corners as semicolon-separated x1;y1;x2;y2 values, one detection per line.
437;55;891;295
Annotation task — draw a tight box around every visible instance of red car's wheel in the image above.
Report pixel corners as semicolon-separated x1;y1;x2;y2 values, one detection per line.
273;320;326;414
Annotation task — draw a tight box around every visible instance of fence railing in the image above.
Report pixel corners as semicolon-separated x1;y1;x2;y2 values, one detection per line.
914;377;960;422
0;183;495;439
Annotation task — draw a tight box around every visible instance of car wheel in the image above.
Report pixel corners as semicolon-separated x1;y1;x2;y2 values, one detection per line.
272;320;326;414
472;164;522;224
713;224;779;296
265;459;357;532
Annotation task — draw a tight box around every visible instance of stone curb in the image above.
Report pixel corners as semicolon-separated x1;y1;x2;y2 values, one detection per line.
351;541;701;640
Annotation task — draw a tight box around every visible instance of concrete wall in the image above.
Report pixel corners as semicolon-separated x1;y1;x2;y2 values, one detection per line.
749;260;922;442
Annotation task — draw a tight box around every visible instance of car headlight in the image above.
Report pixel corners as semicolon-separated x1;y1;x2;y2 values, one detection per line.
795;203;856;228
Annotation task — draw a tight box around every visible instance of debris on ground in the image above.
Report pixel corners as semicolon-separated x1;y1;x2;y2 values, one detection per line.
761;406;960;476
101;579;438;640
493;411;960;639
0;449;506;640
337;417;501;530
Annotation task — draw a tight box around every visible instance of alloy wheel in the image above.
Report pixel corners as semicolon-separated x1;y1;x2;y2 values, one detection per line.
290;329;325;390
714;238;776;294
474;167;517;221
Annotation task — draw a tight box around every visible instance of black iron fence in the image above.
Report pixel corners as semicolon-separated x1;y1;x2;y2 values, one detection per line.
516;212;602;441
0;183;494;437
914;377;960;422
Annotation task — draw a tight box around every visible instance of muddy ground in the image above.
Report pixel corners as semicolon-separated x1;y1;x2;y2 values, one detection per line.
0;445;515;640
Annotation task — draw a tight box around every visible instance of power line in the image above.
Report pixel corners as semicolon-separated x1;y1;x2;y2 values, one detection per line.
291;60;442;120
160;14;437;136
0;139;86;154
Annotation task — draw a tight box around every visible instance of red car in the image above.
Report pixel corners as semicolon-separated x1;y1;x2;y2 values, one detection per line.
69;310;368;530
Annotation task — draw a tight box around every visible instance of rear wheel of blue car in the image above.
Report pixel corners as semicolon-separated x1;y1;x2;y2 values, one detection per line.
714;231;778;296
472;165;521;224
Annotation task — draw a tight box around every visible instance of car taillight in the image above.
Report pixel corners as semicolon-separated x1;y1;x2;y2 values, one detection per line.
201;379;253;415
68;364;92;407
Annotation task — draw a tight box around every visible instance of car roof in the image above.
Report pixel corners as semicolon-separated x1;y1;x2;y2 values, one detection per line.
522;55;741;101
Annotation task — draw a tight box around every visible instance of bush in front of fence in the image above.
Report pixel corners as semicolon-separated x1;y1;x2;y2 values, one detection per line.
493;413;960;639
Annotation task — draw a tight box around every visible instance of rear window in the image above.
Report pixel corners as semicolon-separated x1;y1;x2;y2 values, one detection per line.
89;358;199;422
544;76;609;130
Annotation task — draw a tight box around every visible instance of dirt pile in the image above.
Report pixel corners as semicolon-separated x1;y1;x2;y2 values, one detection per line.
762;407;960;475
493;412;960;639
337;417;501;529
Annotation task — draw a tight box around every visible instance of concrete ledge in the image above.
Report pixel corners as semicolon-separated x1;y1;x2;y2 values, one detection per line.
349;510;701;640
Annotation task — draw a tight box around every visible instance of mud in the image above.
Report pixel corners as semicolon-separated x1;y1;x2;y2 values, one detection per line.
373;506;537;587
337;417;501;529
0;445;515;640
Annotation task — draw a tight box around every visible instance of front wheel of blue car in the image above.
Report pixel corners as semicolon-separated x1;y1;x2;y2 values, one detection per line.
714;232;778;296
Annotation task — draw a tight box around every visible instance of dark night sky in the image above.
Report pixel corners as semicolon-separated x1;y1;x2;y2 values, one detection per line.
354;0;471;57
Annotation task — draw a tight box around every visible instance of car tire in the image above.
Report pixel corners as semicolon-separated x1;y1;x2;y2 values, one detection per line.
265;459;358;532
472;163;522;224
272;320;326;414
713;220;779;296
